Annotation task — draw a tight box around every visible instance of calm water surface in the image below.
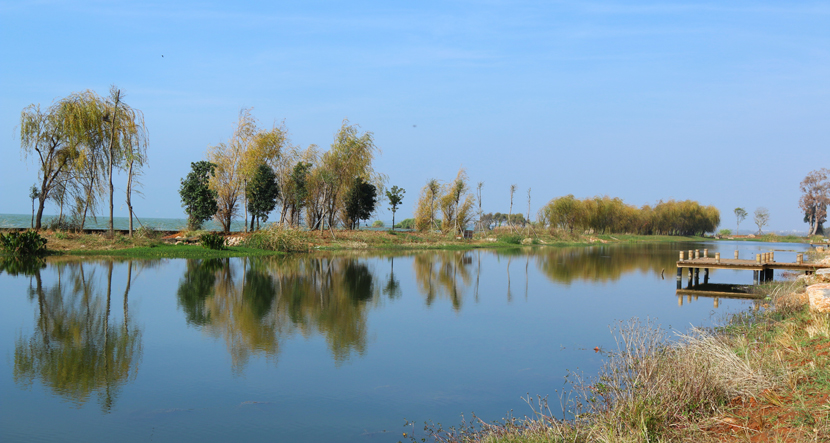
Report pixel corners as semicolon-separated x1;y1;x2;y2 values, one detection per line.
0;241;809;442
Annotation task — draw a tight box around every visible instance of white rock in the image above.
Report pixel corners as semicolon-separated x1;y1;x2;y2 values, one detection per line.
806;283;830;313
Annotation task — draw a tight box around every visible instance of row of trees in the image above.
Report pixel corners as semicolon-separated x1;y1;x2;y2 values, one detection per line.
20;87;148;235
180;110;387;232
538;196;720;235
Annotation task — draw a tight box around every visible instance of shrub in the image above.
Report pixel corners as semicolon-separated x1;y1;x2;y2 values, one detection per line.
45;217;74;231
0;230;48;256
395;218;415;230
718;228;732;236
200;232;226;250
371;220;384;228
499;234;523;244
244;224;308;252
135;226;159;239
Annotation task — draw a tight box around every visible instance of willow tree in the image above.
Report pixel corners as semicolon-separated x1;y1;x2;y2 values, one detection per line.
440;169;476;235
414;179;441;232
208;109;258;233
19;102;80;230
320;120;385;229
100;88;148;237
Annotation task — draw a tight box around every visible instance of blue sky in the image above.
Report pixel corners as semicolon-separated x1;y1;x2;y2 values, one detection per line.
1;0;829;232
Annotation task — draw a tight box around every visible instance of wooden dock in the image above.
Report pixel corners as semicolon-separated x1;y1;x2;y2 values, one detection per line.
675;248;829;287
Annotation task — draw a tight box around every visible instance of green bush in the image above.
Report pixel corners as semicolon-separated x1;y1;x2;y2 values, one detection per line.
0;230;48;256
718;229;732;236
371;220;384;228
200;232;226;250
244;224;308;252
498;234;523;244
395;218;415;229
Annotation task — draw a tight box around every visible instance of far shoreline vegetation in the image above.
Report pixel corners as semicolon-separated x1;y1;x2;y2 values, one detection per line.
15;86;830;259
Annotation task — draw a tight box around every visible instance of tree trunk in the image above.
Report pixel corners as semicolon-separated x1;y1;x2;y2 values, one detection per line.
127;160;134;237
250;215;255;232
108;91;121;239
35;196;46;231
810;213;818;236
392;210;396;231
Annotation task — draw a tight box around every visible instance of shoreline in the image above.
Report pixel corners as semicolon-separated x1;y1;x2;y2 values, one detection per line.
0;228;720;259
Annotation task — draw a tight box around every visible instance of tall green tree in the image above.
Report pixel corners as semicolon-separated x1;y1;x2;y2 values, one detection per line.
734;207;747;236
386;185;405;231
284;161;312;227
246;164;280;230
344;177;377;229
180;161;219;230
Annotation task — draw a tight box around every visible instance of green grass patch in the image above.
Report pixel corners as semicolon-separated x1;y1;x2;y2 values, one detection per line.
61;244;284;259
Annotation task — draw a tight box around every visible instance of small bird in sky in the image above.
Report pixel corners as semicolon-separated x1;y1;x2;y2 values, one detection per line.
162;55;164;57
412;124;417;128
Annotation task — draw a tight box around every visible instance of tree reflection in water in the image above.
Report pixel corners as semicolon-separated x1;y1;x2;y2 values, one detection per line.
173;244;682;373
13;259;144;413
176;256;384;374
412;251;472;310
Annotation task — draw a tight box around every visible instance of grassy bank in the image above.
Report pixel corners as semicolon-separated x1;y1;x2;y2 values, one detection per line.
405;273;830;442
3;227;713;259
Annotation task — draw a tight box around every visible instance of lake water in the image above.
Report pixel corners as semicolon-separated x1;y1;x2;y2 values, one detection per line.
0;241;809;442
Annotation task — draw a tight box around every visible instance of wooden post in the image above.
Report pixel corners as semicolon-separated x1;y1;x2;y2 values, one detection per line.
714;297;719;309
678;296;683;306
704;268;709;284
695;249;700;259
704;248;708;258
680;251;685;261
734;250;739;259
715;252;721;263
689;250;693;260
753;270;759;285
797;253;804;264
770;251;774;262
756;254;761;264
